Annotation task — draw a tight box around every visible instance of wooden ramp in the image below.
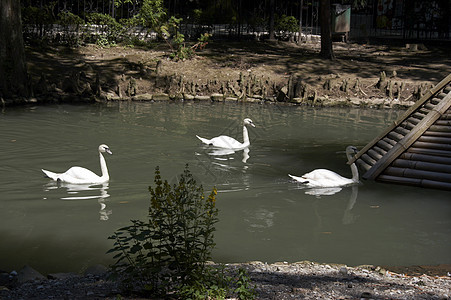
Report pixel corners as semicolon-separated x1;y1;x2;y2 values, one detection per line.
348;74;451;190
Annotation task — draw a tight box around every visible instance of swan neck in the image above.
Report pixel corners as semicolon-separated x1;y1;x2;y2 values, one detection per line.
99;152;109;180
347;149;359;182
242;125;250;146
350;163;359;182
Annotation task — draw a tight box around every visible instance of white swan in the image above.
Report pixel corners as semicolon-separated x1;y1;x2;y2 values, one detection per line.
288;146;359;188
196;118;256;149
42;144;112;184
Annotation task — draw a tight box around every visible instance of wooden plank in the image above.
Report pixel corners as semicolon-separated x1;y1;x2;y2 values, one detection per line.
363;90;451;180
348;73;451;165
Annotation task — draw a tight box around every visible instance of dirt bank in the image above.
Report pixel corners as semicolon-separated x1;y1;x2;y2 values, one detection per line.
17;39;450;108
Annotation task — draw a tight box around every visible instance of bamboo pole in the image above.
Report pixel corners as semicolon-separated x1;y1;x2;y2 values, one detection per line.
392;159;451;173
377;175;451;190
384;166;451;182
400;152;451;164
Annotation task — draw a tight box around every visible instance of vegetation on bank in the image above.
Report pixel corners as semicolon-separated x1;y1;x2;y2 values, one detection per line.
23;0;214;61
107;165;256;299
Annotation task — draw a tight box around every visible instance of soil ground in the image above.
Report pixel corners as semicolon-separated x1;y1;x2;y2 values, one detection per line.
24;39;451;106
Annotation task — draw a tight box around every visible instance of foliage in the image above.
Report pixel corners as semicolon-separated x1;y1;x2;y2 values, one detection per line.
275;14;298;33
22;3;55;27
108;165;222;297
234;268;257;300
344;0;367;9
86;13;123;46
21;2;56;41
192;33;211;51
160;16;194;61
57;11;85;46
137;0;167;31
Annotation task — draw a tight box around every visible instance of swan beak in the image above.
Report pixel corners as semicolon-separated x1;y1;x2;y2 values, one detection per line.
106;148;113;155
250;121;256;128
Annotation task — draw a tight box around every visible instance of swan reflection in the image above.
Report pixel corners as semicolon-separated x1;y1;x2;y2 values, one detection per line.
195;146;251;192
304;187;342;196
44;182;112;221
199;146;250;163
302;185;359;225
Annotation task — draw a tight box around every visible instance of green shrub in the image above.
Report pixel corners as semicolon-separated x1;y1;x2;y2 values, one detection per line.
108;165;221;297
234;268;256;300
57;11;85;46
86;12;123;45
275;14;298;40
275;14;298;33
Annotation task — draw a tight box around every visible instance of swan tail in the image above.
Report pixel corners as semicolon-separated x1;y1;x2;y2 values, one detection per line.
196;135;212;145
42;169;60;181
288;174;309;183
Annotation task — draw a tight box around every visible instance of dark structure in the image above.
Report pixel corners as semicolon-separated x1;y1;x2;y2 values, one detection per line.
349;74;451;190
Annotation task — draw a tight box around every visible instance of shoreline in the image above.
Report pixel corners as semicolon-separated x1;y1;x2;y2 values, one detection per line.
5;40;448;109
1;261;450;299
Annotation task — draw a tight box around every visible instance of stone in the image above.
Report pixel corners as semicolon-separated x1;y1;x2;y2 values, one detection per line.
339;267;348;276
224;97;238;102
152;93;170;101
132;93;153;101
183;94;195;100
211;93;224;102
194;95;211;101
17;265;46;284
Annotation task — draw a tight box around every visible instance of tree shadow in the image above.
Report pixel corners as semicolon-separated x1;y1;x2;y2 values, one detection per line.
243;266;441;299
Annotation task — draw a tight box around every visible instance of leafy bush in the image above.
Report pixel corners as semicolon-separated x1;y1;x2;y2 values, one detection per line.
22;2;56;45
234;268;257;300
275;14;298;33
137;0;167;31
275;14;298;40
108;165;223;298
86;12;123;45
57;11;85;46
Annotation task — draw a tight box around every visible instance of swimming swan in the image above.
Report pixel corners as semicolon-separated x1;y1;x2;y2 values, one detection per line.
288;146;359;188
196;118;256;149
42;144;112;184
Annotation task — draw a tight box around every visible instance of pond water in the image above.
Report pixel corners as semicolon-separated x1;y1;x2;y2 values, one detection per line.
0;102;450;274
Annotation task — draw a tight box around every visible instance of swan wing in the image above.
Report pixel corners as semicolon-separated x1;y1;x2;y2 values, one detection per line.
210;135;244;148
303;169;345;181
43;167;103;184
290;169;354;188
64;166;100;180
198;134;245;149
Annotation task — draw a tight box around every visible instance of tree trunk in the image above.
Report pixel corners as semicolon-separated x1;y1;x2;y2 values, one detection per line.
298;0;304;44
0;0;29;99
319;0;335;59
269;0;275;40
